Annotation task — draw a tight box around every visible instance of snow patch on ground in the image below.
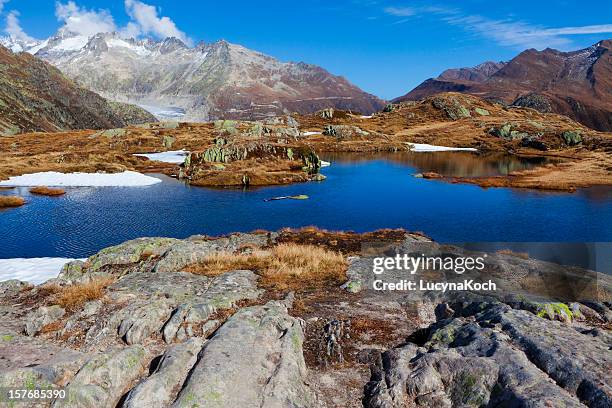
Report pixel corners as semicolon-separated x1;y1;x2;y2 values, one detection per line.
134;150;189;164
302;131;321;136
360;115;373;119
407;143;478;152
0;171;162;187
0;258;86;285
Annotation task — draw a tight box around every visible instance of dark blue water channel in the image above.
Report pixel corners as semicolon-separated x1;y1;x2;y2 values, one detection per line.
1;152;611;258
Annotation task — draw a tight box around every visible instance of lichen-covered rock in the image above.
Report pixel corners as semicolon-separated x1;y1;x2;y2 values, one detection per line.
56;346;149;408
0;279;32;298
117;299;174;345
123;338;205;408
364;302;611;407
318;108;334;119
162;135;175;148
432;96;471;120
512;93;553;113
474;107;490;116
25;305;65;336
162;270;263;343
171;301;315;408
323;125;369;139
213;120;239;135
383;104;397;113
154;233;271;273
66;238;180;279
562;130;583;146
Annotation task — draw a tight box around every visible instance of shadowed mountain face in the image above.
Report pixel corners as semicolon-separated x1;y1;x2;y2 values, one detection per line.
395;40;612;131
0;45;156;135
3;30;385;121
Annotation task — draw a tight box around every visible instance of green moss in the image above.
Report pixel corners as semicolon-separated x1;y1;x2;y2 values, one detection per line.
291;329;302;351
428;326;456;346
452;372;488;406
1;334;13;342
536;302;573;321
23;373;37;390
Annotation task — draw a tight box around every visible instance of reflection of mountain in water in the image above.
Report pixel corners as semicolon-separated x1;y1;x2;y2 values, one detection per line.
323;151;556;177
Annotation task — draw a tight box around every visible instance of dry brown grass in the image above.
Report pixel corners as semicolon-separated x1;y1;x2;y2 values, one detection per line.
53;277;115;311
0;195;25;208
29;186;66;196
184;243;348;291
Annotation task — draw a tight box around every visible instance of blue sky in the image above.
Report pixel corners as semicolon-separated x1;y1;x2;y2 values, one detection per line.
2;0;612;99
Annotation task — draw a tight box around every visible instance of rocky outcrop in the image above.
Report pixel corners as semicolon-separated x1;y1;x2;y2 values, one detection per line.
364;297;612;408
172;301;315;408
1;232;611;407
123;339;205;408
323;125;370;139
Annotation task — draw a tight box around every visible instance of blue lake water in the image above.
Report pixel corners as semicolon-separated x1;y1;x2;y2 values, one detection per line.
1;152;611;259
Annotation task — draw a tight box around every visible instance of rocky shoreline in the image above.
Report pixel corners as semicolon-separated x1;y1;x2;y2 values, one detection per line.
1;229;610;407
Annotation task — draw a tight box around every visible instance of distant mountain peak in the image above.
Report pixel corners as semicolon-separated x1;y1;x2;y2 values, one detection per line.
2;30;384;121
395;40;612;131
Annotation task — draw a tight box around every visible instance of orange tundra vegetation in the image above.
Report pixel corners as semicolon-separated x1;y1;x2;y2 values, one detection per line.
53;277;115;311
0;196;25;208
184;243;348;291
29;186;66;196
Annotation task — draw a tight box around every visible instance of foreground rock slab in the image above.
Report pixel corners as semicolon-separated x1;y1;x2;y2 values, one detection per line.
172;300;315;408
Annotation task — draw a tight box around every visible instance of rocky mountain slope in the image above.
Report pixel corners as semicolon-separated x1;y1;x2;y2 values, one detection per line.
3;30;384;122
395;40;612;131
0;45;156;135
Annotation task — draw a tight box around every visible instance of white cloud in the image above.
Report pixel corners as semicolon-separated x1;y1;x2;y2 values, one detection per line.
539;24;612;36
0;0;9;14
381;4;612;50
5;10;35;42
124;0;191;44
442;14;612;50
55;1;117;37
384;7;416;17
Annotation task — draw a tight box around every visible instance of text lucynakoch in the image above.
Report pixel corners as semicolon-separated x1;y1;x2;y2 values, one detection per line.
373;279;497;292
372;254;486;275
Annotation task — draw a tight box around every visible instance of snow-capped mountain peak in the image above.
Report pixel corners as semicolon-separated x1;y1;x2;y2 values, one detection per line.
2;29;384;121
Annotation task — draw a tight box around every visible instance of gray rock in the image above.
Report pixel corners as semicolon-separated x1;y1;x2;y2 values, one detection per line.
117;299;173;345
162;270;263;343
365;302;611;407
55;346;149;408
154;234;271;273
122;338;205;407
323;125;369;139
171;301;315;408
25;305;65;336
0;280;32;298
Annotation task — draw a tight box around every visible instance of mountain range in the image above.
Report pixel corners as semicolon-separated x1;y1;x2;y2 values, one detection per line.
395;40;612;131
0;44;155;136
2;29;384;122
1;29;611;132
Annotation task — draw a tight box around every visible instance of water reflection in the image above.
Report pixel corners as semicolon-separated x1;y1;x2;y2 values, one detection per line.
323;151;554;177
